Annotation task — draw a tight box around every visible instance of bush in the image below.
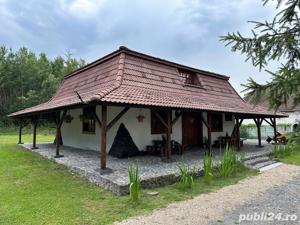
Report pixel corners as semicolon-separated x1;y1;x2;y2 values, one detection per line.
219;145;238;177
128;161;140;201
288;132;300;145
178;162;195;189
240;126;250;138
203;154;214;183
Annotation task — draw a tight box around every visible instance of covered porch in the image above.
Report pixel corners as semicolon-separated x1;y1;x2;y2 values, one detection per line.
15;104;283;170
21;140;273;195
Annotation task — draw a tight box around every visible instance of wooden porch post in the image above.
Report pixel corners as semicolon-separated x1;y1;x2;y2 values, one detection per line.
32;118;38;149
254;118;263;147
18;119;24;144
54;110;67;158
207;125;212;155
166;110;171;158
101;105;107;170
200;114;211;155
236;116;241;150
272;118;277;144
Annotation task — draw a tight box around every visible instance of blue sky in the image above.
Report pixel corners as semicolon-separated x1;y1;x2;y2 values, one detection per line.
0;0;280;94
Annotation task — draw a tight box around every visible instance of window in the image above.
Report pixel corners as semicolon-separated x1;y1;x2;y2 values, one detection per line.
225;114;233;121
178;69;201;86
151;110;172;134
82;106;96;134
208;113;223;132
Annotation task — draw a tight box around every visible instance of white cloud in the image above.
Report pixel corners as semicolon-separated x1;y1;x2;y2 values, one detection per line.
0;0;283;93
59;0;106;19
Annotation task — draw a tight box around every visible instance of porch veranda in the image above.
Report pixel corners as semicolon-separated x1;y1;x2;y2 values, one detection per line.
16;104;282;171
21;140;273;195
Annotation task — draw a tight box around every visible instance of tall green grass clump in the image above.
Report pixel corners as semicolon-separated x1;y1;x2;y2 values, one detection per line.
219;145;238;177
178;162;195;189
203;154;214;183
128;161;140;201
272;144;294;158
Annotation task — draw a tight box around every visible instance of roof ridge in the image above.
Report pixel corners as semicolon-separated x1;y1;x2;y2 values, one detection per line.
64;46;230;81
89;53;125;102
120;47;229;80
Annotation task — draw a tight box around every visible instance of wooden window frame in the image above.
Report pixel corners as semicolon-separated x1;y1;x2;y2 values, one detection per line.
82;106;96;134
178;69;202;87
208;113;223;132
151;110;172;134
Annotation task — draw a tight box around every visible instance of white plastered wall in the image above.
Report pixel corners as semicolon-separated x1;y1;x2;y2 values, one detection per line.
61;106;182;152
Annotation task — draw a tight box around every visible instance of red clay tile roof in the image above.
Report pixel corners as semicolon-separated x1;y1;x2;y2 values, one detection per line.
9;47;286;118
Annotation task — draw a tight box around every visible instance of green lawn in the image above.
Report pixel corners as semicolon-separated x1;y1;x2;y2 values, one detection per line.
0;133;257;225
277;149;300;166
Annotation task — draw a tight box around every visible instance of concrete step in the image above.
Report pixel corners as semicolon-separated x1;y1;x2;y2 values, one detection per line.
244;156;270;166
259;162;283;172
243;152;271;161
252;160;279;170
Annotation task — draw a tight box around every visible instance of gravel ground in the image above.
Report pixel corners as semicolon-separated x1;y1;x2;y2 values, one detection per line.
209;175;300;225
115;164;300;225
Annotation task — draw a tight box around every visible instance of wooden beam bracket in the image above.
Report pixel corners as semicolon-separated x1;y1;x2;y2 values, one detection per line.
106;107;130;131
171;111;182;127
91;110;102;128
152;109;168;128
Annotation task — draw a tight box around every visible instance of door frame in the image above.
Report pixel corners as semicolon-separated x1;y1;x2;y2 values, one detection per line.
181;111;203;147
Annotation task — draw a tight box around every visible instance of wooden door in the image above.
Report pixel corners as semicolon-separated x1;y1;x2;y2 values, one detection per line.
182;112;203;147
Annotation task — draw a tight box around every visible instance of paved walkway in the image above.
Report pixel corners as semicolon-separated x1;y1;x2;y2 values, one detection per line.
21;140;273;195
116;164;300;225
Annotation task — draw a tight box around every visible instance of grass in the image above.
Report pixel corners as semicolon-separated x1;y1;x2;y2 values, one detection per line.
273;144;300;166
0;132;257;225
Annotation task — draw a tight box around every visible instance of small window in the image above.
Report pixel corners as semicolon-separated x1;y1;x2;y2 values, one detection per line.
151;110;172;134
178;69;201;86
82;106;96;134
208;113;223;132
225;114;232;121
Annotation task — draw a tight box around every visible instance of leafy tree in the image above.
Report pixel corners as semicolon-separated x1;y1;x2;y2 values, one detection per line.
221;0;300;109
0;46;85;126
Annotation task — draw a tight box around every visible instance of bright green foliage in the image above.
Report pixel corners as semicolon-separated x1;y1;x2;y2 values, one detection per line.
0;46;85;127
128;161;140;201
178;162;195;189
203;154;214;183
219;145;238;177
288;132;300;144
221;0;300;109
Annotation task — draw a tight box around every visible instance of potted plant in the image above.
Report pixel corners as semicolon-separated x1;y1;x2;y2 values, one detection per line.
64;114;74;123
136;115;145;122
